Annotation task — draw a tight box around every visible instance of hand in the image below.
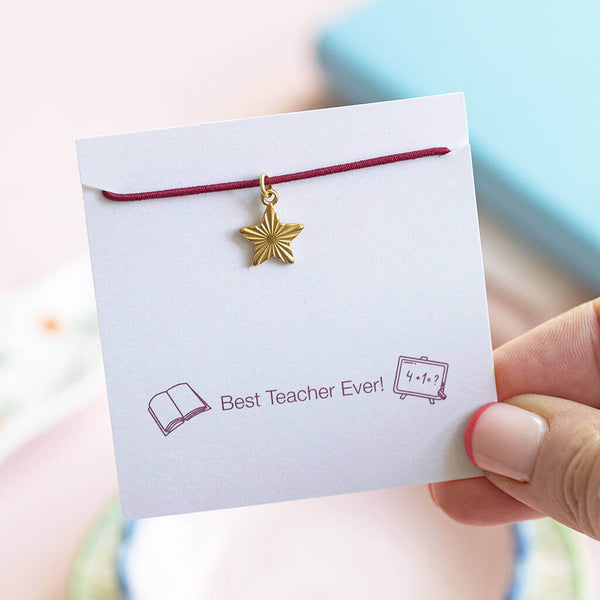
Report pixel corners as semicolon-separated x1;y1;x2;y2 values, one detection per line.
430;299;600;539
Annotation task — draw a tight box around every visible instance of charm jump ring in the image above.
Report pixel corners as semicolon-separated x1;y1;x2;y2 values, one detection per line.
259;173;279;206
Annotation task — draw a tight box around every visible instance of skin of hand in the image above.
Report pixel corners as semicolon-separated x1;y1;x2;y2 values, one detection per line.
429;298;600;540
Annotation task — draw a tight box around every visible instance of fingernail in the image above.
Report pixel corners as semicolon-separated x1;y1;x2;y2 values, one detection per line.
464;402;547;482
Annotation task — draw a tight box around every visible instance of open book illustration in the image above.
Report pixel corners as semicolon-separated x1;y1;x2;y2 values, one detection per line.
148;383;211;436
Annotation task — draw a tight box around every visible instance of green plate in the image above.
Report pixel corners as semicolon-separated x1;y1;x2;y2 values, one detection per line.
67;499;124;600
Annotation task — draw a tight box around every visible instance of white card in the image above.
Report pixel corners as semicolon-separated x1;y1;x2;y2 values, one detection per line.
77;93;496;519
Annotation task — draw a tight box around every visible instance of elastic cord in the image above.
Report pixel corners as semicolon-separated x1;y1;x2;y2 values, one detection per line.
101;146;451;202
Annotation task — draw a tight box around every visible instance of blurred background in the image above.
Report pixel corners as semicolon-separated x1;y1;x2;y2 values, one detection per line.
1;0;598;598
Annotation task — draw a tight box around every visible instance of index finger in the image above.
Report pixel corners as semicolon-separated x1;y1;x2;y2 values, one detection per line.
494;298;600;406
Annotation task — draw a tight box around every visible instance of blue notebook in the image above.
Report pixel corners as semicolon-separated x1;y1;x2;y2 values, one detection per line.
319;0;600;290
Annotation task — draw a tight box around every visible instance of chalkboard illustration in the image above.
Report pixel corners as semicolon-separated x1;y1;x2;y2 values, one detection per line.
393;356;448;405
148;383;211;436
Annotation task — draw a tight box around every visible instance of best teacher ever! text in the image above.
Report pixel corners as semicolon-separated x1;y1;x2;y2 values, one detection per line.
221;377;384;410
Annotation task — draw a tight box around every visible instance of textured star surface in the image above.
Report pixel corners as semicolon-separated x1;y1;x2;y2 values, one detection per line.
239;203;304;266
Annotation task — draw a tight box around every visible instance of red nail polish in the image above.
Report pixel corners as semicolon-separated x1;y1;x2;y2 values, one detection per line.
464;403;497;464
427;483;439;508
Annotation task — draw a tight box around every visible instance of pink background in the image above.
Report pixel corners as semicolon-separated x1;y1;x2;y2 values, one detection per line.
1;0;597;597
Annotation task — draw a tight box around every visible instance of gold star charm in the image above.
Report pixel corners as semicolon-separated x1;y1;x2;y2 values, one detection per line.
239;175;303;266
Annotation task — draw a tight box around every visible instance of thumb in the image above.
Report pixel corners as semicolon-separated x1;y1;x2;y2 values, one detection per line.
465;395;600;539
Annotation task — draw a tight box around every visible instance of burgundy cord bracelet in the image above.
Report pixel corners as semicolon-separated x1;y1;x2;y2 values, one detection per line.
101;146;450;201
